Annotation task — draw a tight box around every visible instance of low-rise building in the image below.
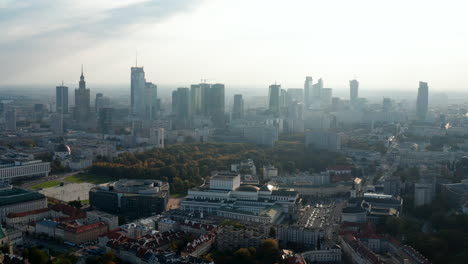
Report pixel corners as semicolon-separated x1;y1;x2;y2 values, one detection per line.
87;210;119;231
301;245;342;264
217;225;266;252
0;186;47;221
0;160;50;182
63;221;107;244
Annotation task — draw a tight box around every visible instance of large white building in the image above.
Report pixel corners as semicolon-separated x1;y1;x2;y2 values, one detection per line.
181;171;299;224
0;160;50;182
305;131;341;151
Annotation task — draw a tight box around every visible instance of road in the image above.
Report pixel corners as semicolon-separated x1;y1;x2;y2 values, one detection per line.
17;170;82;189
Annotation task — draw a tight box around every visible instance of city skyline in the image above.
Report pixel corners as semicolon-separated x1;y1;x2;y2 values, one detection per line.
1;0;468;90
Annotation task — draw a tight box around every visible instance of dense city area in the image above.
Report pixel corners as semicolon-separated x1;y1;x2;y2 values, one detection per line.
1;67;468;264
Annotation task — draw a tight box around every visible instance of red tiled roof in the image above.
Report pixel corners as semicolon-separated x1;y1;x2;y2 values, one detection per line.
65;221;106;234
51;204;86;220
6;207;50;218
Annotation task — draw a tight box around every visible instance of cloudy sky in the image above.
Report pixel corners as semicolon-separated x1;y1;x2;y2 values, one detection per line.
1;0;468;91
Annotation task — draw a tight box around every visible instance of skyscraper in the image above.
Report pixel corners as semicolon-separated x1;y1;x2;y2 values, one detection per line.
5;108;16;132
321;88;333;106
131;66;146;117
350;79;359;105
74;66;91;122
144;82;158;120
95;93;110;115
98;107;113;134
232;94;244;120
190;84;203;115
208;84;225;115
56;85;69;114
311;78;323;104
304;76;313;107
268;84;281;116
172;87;191;119
416;81;429;120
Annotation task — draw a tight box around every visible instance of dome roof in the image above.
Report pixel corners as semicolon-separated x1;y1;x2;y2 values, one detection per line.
55;143;71;153
236;185;260;192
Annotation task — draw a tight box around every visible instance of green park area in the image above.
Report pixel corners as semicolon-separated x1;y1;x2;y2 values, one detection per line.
30;180;61;190
64;173;114;184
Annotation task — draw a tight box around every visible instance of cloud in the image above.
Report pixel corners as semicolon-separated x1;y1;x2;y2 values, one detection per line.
0;0;198;83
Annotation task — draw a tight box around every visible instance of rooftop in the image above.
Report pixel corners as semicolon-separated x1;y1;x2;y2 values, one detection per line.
0;188;45;207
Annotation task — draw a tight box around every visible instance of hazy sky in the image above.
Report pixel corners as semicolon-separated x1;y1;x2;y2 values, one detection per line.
1;0;468;91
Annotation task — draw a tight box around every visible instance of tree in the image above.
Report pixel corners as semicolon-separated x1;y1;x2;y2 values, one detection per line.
268;227;276;238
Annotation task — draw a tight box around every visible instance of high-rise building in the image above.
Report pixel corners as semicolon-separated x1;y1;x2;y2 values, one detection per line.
349;79;359;105
144;82;158;120
51;113;63;135
5;108;16;132
172;87;191;119
268;84;281;116
131;66;146;117
304;76;313;107
74;66;91;122
382;98;392;112
232;94;244;120
208;84;225;116
95;93;110;115
56;85;69;114
98;108;113;134
190;84;204;115
416;81;429;120
311;78;323;103
286;88;304;105
131;66;158;120
321;88;333;106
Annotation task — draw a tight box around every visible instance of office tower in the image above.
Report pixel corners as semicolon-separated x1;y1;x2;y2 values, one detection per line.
172;87;191;118
321;88;333;105
5;108;16;132
150;127;164;148
190;84;203;115
74;66;91;122
383;98;392;112
416;81;429;120
98;107;113;134
287;101;303;120
95;93;110;114
51;113;63;135
304;76;313;107
286;88;304;105
56;85;69;114
131;66;146;117
200;83;211;115
232;94;244;120
208;83;225;116
350;79;359;105
311;78;323;104
268;84;281;116
144;82;158;120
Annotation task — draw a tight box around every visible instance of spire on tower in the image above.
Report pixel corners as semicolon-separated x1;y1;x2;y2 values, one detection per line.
81;64;84;77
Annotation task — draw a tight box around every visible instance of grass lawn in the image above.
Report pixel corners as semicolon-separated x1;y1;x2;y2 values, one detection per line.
170;193;187;198
64;173;114;184
31;180;61;190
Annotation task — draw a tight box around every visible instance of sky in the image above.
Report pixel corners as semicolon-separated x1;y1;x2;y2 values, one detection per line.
1;0;468;91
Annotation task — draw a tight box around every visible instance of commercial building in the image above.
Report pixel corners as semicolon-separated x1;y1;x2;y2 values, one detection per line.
4;108;16;132
181;171;299;224
304;76;313;107
244;125;279;147
232;94;244;120
0;160;50;182
442;179;468;208
87;210;119;231
89;179;169;220
56;85;69;114
414;182;434;207
416;81;429;120
0;185;47;221
305;131;341;151
172;87;191;119
349;79;359;106
276;225;324;249
268;84;281;116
